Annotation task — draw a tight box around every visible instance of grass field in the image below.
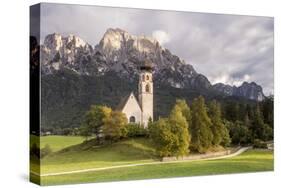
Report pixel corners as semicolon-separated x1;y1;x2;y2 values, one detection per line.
40;138;157;174
30;135;87;177
40;150;273;185
30;135;86;152
30;135;274;186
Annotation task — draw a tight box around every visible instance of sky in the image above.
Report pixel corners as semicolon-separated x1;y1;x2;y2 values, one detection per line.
38;3;274;95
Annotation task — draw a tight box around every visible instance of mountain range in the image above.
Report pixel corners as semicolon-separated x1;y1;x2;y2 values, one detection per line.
33;28;266;129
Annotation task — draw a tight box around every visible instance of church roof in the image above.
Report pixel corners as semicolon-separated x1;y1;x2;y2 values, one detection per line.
116;92;141;111
139;59;153;71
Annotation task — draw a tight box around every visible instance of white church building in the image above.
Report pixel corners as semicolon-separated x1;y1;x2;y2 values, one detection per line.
116;60;153;127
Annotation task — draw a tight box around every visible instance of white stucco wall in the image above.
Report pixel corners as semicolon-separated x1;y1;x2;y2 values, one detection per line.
122;93;142;124
140;93;153;127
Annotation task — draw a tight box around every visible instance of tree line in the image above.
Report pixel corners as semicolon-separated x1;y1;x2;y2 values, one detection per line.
221;96;273;145
78;95;273;158
149;97;230;157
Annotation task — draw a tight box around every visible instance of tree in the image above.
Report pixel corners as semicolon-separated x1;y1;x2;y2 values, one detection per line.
149;118;176;158
190;96;213;153
149;102;190;158
250;104;273;141
225;102;239;122
251;104;265;140
229;121;250;145
238;103;247;121
246;104;254;120
168;104;191;157
208;100;227;146
261;95;274;128
81;105;111;143
175;99;192;127
79;125;92;141
220;126;231;147
103;111;128;142
244;113;251;128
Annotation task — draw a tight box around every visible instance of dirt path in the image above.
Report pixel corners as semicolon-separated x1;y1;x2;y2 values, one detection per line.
32;146;252;177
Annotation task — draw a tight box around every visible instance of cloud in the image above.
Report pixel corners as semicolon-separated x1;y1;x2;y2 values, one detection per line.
210;74;251;86
152;30;170;45
40;3;274;95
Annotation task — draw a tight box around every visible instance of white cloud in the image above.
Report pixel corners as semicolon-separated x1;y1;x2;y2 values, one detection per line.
211;74;251;86
152;30;170;45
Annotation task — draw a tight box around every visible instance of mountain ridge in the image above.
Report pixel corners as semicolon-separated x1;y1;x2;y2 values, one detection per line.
40;28;265;101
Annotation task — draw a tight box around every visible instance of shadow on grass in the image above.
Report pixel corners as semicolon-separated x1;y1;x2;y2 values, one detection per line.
43;137;159;164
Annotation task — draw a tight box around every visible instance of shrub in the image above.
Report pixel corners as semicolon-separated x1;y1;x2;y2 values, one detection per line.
253;139;268;149
126;123;148;137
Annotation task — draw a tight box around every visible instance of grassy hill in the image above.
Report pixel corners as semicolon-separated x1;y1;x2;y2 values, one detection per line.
30;135;273;185
40;135;86;152
40;137;157;174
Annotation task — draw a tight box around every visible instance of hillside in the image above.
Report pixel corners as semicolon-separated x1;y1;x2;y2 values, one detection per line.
40;138;157;174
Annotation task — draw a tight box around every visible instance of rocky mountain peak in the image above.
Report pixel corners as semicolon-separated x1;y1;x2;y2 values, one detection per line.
39;29;266;101
98;28;161;56
99;28;129;51
44;33;63;51
41;33;93;74
44;33;88;50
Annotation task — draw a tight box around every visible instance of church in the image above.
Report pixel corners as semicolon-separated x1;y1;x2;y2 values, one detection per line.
116;60;153;127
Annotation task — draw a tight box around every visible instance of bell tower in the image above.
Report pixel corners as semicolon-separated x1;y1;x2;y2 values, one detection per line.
138;60;153;127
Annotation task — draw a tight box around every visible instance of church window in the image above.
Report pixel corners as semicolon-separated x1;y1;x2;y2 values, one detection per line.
129;116;136;123
145;84;150;92
146;75;149;80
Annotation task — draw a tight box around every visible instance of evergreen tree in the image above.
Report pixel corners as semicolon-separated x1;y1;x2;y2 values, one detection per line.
169;104;191;156
190;96;213;153
208;100;227;146
225;102;239;122
246;104;254;120
230;120;251;145
244;113;251;128
251;104;273;141
238;103;247;121
262;95;274;128
175;99;192;127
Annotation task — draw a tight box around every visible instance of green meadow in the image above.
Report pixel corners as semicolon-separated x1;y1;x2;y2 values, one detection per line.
30;135;274;185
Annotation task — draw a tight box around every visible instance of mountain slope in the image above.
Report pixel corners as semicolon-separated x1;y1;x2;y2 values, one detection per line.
40;28;265;100
35;28;266;129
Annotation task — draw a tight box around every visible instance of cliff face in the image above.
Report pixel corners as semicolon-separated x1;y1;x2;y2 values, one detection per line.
40;28;265;101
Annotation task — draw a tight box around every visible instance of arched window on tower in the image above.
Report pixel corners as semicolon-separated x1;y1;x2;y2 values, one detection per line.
129;116;136;123
145;84;150;93
146;75;149;81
